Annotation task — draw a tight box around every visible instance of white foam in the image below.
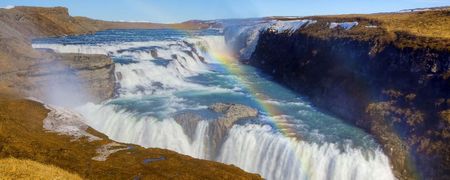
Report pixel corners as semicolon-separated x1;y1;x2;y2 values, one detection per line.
224;20;316;59
77;103;395;180
34;37;233;97
77;103;211;159
36;33;395;180
219;124;395;180
263;99;310;107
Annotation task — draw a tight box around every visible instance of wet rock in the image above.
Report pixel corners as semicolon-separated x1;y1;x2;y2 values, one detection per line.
209;103;258;157
209;103;258;127
175;103;258;159
150;49;158;58
174;112;202;142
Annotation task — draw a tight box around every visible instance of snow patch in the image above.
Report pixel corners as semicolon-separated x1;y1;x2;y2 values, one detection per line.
329;22;359;30
43;105;101;142
365;25;378;28
1;5;14;9
269;20;317;33
92;142;128;161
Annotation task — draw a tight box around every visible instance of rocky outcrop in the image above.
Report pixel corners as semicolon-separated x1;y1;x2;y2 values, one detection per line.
226;10;450;180
25;52;115;104
208;103;258;157
1;49;115;104
175;103;258;159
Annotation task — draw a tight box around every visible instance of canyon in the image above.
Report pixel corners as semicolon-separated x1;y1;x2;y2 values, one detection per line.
0;5;449;180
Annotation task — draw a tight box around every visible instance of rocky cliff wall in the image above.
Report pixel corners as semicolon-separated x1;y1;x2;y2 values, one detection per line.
226;10;450;180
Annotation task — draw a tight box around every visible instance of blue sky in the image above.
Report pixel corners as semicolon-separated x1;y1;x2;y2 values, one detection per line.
1;0;449;23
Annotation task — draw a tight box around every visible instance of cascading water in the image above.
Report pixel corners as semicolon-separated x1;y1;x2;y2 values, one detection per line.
32;29;395;180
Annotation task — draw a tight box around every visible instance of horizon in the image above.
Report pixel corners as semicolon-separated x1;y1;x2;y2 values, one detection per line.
1;0;449;23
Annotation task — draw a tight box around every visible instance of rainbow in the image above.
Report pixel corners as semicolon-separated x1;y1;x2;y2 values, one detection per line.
198;35;323;178
155;30;398;179
200;36;302;140
195;33;414;180
158;26;305;138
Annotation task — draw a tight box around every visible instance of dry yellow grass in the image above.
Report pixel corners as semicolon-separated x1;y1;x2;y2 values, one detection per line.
0;158;82;180
285;9;450;51
318;8;450;39
365;10;450;39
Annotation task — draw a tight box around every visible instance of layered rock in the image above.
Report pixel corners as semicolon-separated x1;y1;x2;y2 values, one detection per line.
25;52;116;105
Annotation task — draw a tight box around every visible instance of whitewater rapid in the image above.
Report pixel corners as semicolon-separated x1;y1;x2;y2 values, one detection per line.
33;30;395;180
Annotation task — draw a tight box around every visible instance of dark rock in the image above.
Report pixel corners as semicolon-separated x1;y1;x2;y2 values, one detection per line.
242;28;449;180
175;103;258;159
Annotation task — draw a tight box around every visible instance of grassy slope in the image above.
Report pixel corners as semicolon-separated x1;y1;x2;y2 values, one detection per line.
0;96;261;179
0;158;82;180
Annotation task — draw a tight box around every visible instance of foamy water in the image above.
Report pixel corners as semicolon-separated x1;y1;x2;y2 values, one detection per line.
33;29;395;180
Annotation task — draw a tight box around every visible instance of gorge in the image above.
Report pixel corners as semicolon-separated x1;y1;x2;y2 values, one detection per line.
1;5;449;180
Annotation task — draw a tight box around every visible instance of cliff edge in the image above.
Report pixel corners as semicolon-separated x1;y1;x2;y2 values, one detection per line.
226;8;450;180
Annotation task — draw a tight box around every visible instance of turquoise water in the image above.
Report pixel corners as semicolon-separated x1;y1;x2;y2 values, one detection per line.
34;29;377;148
32;29;394;180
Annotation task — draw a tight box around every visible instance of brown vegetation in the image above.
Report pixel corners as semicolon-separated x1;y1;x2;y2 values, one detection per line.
0;157;82;180
273;8;450;51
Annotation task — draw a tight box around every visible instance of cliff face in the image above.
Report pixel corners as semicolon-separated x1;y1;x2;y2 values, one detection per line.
0;6;214;103
226;9;450;180
0;6;114;103
25;52;115;105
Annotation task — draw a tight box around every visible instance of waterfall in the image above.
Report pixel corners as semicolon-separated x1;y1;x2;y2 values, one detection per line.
33;32;395;180
219;125;394;180
76;103;394;180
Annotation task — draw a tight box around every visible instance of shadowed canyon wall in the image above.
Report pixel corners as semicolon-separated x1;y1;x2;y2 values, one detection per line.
226;10;450;179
